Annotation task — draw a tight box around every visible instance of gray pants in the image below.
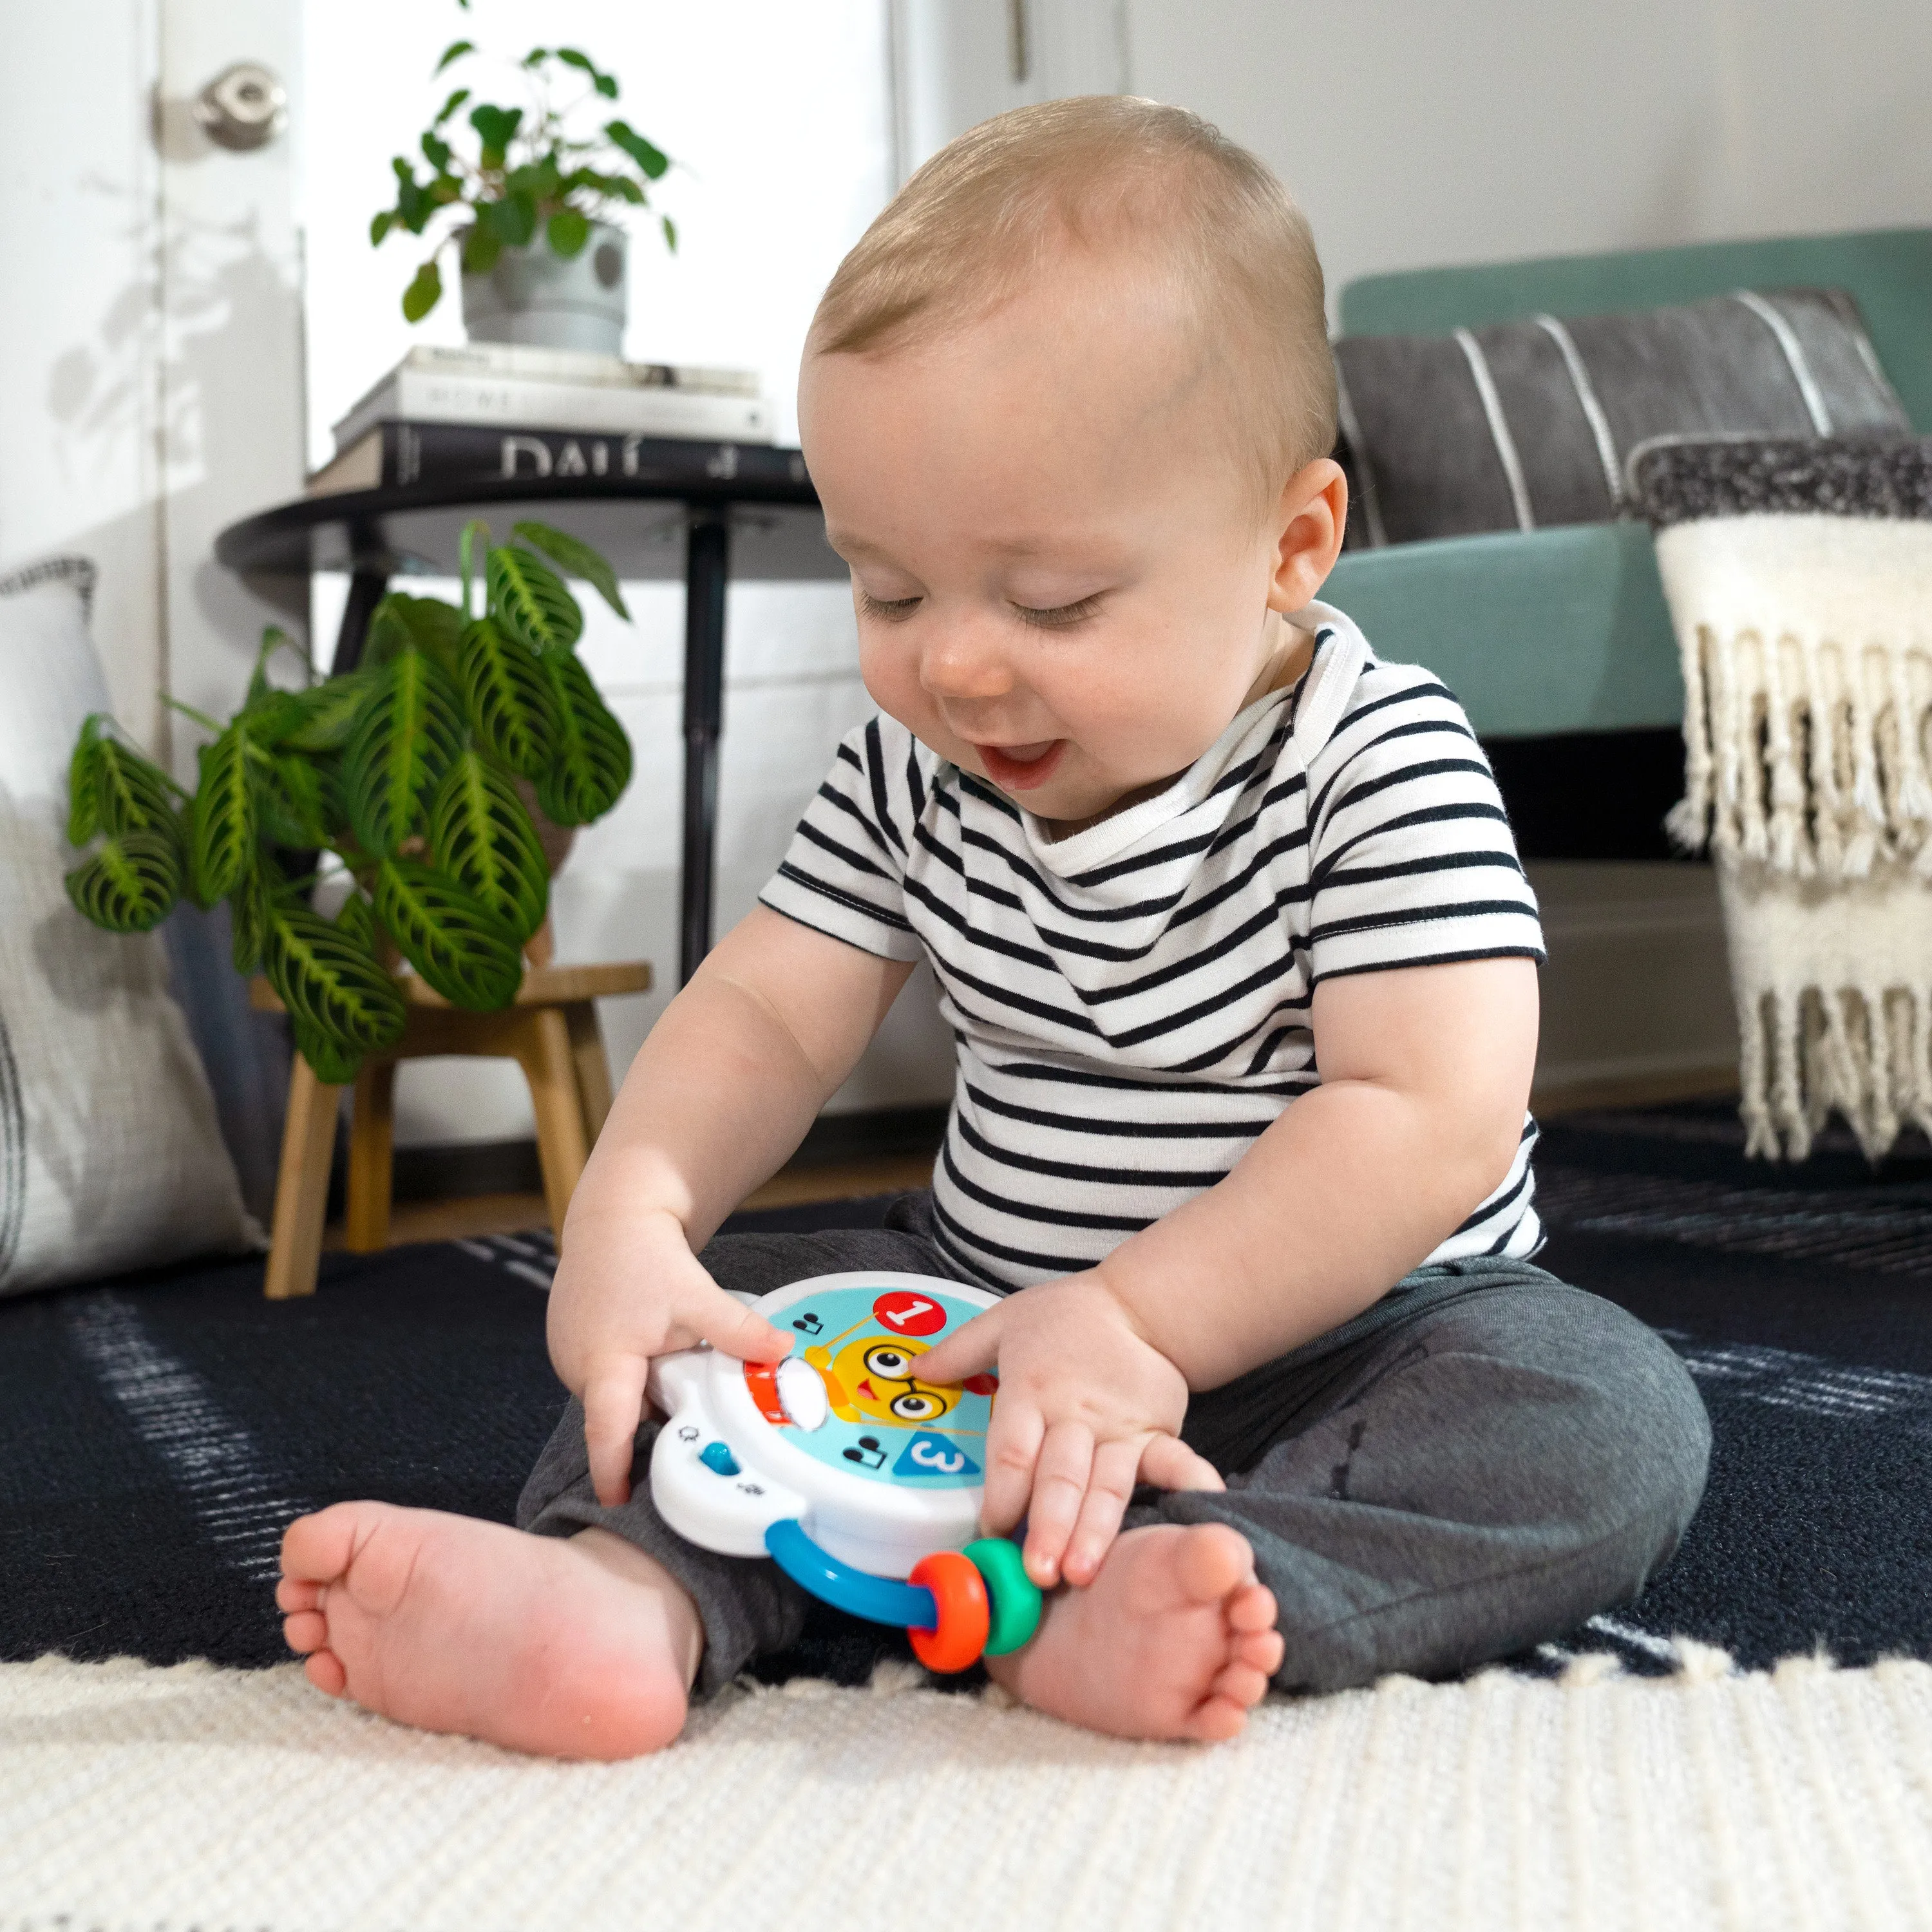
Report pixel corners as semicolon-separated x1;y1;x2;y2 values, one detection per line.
518;1195;1710;1697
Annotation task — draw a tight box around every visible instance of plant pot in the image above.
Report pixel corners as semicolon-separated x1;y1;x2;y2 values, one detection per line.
460;220;628;355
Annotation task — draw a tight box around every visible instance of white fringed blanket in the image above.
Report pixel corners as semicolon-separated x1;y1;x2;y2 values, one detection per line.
1640;440;1932;1160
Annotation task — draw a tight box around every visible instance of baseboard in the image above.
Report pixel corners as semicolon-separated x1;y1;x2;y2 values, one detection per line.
391;1104;952;1203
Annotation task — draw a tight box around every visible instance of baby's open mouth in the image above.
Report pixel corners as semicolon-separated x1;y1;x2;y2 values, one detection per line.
974;739;1065;791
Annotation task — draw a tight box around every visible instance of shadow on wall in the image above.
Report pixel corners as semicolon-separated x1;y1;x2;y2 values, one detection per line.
44;192;307;764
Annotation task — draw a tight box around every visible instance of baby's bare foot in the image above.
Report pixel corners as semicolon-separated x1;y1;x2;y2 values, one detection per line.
986;1523;1282;1741
277;1503;701;1759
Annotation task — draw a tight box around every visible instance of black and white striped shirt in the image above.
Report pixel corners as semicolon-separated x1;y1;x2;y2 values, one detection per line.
761;603;1546;1291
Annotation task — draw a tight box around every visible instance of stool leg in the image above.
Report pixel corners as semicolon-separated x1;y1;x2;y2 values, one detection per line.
265;1051;345;1300
346;1059;398;1253
514;1008;591;1239
565;1000;616;1147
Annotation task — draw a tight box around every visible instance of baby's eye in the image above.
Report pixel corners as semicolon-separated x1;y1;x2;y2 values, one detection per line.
857;589;922;623
1011;595;1103;630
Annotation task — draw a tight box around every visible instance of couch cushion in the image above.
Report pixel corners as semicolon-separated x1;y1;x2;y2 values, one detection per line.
1335;289;1910;549
0;558;259;1294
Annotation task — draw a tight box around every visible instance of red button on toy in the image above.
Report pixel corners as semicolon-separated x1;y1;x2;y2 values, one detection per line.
873;1290;948;1338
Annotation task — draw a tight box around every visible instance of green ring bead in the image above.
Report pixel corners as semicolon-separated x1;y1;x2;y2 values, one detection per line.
963;1536;1042;1656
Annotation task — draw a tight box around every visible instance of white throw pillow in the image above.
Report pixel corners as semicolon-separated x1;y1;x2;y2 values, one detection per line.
0;558;260;1294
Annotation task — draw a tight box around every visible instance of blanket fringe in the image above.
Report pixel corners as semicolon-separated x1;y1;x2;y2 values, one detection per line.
1658;516;1932;1162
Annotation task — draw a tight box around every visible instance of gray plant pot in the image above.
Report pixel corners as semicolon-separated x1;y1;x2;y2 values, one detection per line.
460;220;629;355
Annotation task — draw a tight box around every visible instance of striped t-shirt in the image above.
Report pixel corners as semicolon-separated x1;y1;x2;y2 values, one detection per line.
759;602;1546;1292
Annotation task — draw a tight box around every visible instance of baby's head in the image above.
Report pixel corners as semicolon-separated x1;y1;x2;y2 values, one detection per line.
800;97;1346;828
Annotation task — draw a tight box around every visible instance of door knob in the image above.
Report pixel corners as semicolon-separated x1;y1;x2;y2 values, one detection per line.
194;63;287;151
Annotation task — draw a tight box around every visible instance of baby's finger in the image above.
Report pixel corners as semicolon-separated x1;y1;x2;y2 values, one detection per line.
1060;1436;1144;1586
980;1393;1045;1537
912;1303;1005;1388
1021;1421;1096;1588
582;1358;650;1506
692;1289;791;1363
1138;1432;1226;1494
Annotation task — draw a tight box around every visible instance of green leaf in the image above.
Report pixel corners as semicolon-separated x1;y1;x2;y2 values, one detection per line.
434;38;475;75
523;44;549;66
282;670;379;753
535;650;632;826
192;724;256;902
261;903;408;1056
292;1020;365;1086
605;119;668;179
402;260;442;323
422;130;452;172
336;889;380;957
431;85;471;128
458;616;559;779
511;520;629;620
68;715;179;848
661;214;677;252
230;861;268;972
341;649;467;858
469;102;524;166
459;518;491;618
428;751;549;943
253;752;342;850
461;220;502;277
494;190;537;249
546;208;590;259
370;210;394;247
375;858;524;1010
488;545;582;653
556;48;616;97
368;592;463;675
64;830;181;934
241;690;310;746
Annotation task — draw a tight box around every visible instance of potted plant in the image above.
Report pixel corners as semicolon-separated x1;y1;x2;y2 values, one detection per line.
370;25;676;354
62;522;634;1083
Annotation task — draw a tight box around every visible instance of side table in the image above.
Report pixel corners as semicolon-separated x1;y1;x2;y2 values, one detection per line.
251;960;652;1300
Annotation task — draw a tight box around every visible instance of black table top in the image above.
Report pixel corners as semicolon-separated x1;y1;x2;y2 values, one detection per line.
214;467;843;594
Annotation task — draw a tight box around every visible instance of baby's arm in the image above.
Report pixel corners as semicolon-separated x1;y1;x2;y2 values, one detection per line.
920;954;1537;1584
549;905;915;1503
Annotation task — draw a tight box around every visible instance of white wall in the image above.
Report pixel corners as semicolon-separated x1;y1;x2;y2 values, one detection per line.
1121;0;1932;307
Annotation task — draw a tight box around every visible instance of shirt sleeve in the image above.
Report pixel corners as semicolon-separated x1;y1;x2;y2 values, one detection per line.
757;712;926;962
1303;666;1544;983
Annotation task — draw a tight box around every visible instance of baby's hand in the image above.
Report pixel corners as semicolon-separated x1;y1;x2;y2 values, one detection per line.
547;1205;790;1507
916;1275;1223;1589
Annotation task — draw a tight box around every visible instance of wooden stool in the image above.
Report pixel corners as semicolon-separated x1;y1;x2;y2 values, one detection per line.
252;960;652;1300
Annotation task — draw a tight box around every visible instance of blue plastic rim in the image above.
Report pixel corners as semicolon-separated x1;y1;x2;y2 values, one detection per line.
764;1519;938;1630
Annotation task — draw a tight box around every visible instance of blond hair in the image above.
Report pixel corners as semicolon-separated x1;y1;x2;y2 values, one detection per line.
808;96;1334;510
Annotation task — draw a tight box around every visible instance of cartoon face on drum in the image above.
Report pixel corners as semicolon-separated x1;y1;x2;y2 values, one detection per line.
803;1324;996;1431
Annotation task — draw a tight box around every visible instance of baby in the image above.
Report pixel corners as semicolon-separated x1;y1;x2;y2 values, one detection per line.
277;98;1710;1756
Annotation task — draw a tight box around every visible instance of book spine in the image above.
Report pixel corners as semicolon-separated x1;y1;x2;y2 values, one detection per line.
368;423;809;490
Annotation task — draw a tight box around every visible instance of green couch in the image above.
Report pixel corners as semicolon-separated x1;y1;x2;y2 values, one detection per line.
1323;227;1932;848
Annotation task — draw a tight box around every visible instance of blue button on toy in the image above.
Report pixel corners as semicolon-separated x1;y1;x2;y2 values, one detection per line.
699;1441;741;1477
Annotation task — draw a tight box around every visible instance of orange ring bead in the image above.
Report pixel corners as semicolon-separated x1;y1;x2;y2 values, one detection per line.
907;1550;990;1672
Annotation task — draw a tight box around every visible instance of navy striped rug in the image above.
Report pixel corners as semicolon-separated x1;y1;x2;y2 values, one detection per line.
3;1103;1927;1683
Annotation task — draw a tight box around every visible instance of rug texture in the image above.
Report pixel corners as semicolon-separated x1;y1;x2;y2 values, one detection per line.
5;1648;1931;1932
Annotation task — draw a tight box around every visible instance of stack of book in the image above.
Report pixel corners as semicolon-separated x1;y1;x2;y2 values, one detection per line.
308;342;805;497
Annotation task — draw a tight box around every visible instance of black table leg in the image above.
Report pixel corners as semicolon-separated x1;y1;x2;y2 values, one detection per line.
331;562;390;676
681;509;731;984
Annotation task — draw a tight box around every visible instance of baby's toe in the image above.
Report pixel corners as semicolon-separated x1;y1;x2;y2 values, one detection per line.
1232;1626;1284;1675
1174;1523;1255;1605
1226;1582;1277;1632
283;1609;328;1655
280;1503;363;1584
1182;1694;1251;1743
1209;1659;1271;1708
276;1576;321;1614
303;1649;348;1697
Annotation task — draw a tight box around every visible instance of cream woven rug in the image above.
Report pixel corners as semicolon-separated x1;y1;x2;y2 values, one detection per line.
5;1648;1931;1931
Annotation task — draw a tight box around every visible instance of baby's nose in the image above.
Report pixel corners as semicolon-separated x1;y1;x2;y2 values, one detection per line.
921;627;1014;699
